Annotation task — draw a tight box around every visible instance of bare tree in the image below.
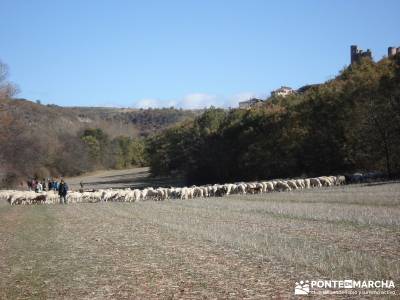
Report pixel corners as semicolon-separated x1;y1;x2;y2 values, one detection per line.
0;60;19;99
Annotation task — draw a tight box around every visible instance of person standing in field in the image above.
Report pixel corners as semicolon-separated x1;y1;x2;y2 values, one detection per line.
41;179;46;191
58;179;69;204
36;181;43;193
32;179;37;192
53;180;59;192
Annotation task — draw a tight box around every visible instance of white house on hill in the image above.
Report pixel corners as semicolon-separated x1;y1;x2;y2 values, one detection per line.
271;86;294;97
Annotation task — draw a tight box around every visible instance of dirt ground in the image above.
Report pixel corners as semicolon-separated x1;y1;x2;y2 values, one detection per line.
65;167;184;191
0;180;399;299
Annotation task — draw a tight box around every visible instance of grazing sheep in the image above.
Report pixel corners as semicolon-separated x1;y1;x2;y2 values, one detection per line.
214;185;227;197
4;172;351;205
224;184;235;196
254;182;264;194
260;182;268;193
201;186;209;197
318;176;332;187
141;189;149;200
296;179;305;189
45;192;59;204
132;189;141;201
0;190;14;203
236;183;246;194
180;187;189;200
274;181;291;192
287;180;299;190
304;179;311;189
265;181;274;192
246;182;260;194
193;187;204;198
310;178;322;188
336;175;346;185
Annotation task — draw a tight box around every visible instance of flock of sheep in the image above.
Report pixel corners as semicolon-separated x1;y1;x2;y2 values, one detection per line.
1;175;346;205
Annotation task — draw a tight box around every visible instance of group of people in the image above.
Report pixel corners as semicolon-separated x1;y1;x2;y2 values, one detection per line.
27;178;58;193
27;178;69;204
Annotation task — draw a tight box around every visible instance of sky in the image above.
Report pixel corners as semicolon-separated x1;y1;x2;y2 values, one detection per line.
0;0;399;109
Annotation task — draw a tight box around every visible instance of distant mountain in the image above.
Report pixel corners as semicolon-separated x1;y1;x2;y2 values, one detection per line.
1;98;199;137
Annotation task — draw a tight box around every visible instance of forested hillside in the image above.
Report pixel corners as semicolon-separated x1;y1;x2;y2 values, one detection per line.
147;55;400;184
2;55;400;188
0;98;197;187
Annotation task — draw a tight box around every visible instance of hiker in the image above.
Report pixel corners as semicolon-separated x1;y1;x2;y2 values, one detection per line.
53;180;59;192
32;179;37;192
58;179;69;204
41;179;47;191
27;179;32;191
36;181;43;193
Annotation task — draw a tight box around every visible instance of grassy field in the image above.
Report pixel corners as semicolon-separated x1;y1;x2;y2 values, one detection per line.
0;182;399;299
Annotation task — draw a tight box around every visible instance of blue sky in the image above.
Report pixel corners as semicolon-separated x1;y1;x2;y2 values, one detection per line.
1;0;399;108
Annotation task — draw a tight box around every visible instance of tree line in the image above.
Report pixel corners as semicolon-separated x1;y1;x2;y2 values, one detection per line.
0;117;147;187
2;55;400;188
147;55;400;185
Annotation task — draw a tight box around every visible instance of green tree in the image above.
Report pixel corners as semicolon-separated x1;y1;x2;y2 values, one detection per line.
81;135;101;162
146;54;400;184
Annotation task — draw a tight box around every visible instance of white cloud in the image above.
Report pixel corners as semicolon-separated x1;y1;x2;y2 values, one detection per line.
134;98;161;109
133;91;265;109
178;93;218;109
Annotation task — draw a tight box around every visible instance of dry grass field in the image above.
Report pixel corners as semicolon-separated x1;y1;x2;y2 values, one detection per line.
65;167;183;190
0;181;399;299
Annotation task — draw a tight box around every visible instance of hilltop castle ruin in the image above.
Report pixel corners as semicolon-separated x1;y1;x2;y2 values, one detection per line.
388;46;400;57
351;45;400;64
350;45;372;64
239;45;400;108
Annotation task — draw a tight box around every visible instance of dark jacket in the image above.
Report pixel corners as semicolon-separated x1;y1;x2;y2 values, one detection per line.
58;182;68;196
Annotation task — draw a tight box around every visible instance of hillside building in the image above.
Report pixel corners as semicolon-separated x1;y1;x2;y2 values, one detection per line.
238;98;264;109
271;86;294;97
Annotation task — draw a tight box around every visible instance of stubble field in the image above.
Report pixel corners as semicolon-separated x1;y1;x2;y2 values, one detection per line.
0;181;399;299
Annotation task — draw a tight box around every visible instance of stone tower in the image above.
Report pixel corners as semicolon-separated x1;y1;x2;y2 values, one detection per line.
351;45;372;64
388;46;400;57
350;45;358;64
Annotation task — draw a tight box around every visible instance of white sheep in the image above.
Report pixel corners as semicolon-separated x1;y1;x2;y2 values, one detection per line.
274;181;292;192
318;176;332;187
296;179;305;189
310;178;322;187
336;175;346;185
304;179;311;189
4;172;350;205
287;180;299;190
